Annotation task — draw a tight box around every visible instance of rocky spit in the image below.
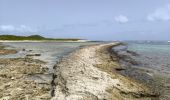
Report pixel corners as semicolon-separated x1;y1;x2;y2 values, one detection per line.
0;42;159;100
52;43;159;100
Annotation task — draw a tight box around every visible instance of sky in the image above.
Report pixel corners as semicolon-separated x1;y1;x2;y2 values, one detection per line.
0;0;170;40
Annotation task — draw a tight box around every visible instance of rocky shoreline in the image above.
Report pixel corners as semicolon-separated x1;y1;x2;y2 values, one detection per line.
52;42;159;100
0;43;52;100
0;42;160;100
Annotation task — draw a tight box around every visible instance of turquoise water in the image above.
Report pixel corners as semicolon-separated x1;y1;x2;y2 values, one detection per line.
127;42;170;76
127;41;170;99
128;42;170;55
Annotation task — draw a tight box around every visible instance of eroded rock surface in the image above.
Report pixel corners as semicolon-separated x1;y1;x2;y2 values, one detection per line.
0;58;51;100
0;44;52;100
52;43;159;100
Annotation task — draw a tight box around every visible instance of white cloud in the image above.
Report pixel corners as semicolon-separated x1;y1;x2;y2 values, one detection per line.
147;4;170;21
0;25;15;31
114;15;129;23
0;25;36;33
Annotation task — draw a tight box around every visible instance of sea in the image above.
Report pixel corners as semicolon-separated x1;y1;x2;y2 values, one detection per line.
126;41;170;99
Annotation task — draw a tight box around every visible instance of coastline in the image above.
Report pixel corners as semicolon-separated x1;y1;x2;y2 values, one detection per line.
0;40;90;43
0;42;161;100
0;42;99;99
52;42;159;100
0;43;52;99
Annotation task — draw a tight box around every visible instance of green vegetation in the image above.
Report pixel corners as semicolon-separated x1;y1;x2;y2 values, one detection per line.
0;35;81;41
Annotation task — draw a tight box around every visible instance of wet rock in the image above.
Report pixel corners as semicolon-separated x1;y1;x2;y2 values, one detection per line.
26;53;41;57
0;44;17;55
127;50;139;56
115;67;126;71
28;50;33;52
0;49;17;55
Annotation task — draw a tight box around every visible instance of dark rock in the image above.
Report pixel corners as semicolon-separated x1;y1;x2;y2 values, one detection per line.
115;68;126;71
127;50;139;56
26;54;41;56
35;54;41;56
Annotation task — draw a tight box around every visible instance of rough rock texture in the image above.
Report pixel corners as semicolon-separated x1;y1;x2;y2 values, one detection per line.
0;58;51;100
0;44;52;100
0;44;17;55
52;43;159;100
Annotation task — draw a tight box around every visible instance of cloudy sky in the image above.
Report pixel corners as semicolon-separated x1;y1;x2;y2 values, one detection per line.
0;0;170;40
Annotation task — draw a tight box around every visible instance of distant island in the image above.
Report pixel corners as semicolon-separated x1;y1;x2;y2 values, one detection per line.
0;34;86;42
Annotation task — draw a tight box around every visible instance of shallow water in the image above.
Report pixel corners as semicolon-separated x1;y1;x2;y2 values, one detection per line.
1;42;99;72
127;41;170;99
127;42;170;76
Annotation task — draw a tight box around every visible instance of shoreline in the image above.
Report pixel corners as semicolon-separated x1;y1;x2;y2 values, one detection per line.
52;42;159;100
0;43;52;99
0;40;90;43
0;42;161;99
0;42;100;99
